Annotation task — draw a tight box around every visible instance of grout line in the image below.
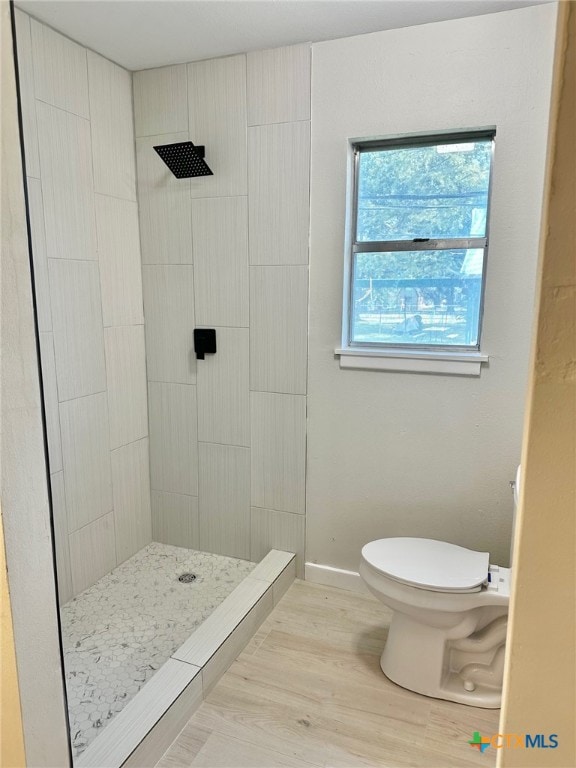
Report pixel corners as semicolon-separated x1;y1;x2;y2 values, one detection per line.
250;505;305;517
249;571;287;588
246;58;253;568
150;489;199;499
34;95;90;122
94;189;138;205
68;507;114;538
103;322;145;330
303;100;311;533
197;439;250;450
47;256;99;263
189;192;249;201
141;263;195;268
248;263;309;268
109;434;150;454
57;388;107;406
147;379;196;387
170;657;201;670
247;117;311;129
134;128;190;140
249;389;307;397
190;194;248;202
130;82;155;517
194;323;249;330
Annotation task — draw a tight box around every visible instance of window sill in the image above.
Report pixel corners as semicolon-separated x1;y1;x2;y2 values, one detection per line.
334;347;489;376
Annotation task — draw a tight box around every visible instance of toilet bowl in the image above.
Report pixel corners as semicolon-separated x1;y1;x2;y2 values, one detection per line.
359;469;519;708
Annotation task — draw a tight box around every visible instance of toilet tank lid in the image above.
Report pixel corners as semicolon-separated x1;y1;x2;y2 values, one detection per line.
361;538;490;592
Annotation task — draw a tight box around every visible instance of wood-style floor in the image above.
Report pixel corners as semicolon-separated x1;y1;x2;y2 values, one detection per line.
156;580;499;768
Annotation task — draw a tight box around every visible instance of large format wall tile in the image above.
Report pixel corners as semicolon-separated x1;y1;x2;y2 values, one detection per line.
196;327;249;447
69;511;116;595
133;43;311;565
136;132;193;264
14;10;40;178
36;102;97;261
39;332;63;473
20;15;152;596
27;177;52;332
191;196;249;328
199;443;250;559
188;55;247;198
148;382;198;496
250;507;305;576
111;438;152;564
133;64;188;137
248;121;310;265
50;471;73;605
251;392;306;514
250;266;308;395
48;259;106;401
151;490;199;550
59;392;113;532
88;52;136;201
95;195;144;327
30;19;89;117
143;265;196;384
104;326;148;449
247;44;311;126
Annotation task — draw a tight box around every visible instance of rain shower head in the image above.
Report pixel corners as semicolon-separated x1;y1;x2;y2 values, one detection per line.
153;141;213;178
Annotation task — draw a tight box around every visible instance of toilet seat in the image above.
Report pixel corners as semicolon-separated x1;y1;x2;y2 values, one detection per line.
361;537;490;593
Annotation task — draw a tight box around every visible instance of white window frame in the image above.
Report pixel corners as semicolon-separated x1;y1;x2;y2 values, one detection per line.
336;129;495;375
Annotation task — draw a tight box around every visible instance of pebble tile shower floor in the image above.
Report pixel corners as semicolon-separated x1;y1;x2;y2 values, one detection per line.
60;543;256;757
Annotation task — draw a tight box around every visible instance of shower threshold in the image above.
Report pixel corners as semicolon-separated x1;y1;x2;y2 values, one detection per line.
72;547;295;768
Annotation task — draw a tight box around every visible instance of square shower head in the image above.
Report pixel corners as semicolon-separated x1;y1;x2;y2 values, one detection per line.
153;141;213;178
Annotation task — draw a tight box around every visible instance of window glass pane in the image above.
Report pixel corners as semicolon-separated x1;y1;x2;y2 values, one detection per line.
351;249;484;347
356;139;492;242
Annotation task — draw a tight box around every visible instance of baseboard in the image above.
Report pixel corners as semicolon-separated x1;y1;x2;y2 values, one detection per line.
304;562;370;594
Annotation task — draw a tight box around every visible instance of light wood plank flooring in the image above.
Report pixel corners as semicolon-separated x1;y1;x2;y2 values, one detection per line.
157;580;499;768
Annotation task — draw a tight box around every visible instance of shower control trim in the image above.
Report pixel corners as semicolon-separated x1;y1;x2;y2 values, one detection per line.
194;328;216;360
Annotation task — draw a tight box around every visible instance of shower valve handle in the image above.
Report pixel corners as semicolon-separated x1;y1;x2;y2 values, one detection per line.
194;328;216;360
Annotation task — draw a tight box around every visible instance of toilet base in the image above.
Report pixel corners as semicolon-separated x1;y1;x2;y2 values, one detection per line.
381;611;505;708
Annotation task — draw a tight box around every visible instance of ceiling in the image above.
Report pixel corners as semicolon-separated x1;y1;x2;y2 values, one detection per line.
16;0;551;71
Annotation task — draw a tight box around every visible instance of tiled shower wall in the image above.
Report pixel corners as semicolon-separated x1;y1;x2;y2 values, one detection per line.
15;12;151;603
133;46;309;573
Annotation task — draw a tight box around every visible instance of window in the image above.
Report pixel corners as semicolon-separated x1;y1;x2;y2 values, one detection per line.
342;130;494;365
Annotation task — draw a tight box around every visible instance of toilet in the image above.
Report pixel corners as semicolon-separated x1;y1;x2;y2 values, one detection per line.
359;468;520;708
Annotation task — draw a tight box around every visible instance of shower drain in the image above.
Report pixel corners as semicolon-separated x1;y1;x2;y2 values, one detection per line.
178;572;197;583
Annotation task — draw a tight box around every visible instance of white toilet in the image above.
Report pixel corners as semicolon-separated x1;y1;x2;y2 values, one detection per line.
359;468;520;708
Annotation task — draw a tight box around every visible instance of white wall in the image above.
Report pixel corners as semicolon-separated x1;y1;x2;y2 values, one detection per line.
14;11;151;602
307;4;558;572
133;45;310;574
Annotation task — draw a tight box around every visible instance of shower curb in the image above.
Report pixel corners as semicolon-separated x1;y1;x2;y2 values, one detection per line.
76;550;296;768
